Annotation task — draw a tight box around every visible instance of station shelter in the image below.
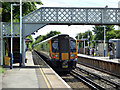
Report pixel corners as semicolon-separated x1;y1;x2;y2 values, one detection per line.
109;39;120;59
77;39;88;54
93;40;109;56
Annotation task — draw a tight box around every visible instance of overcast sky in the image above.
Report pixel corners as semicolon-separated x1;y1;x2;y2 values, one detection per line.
32;0;119;39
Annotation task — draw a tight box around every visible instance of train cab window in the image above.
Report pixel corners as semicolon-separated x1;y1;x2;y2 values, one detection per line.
70;40;76;52
52;40;59;53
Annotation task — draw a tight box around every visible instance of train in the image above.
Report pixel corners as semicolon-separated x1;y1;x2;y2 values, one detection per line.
34;34;78;72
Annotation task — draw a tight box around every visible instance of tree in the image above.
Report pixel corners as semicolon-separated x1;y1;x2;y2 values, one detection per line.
26;35;33;50
75;30;93;47
33;31;61;45
46;31;61;38
76;30;92;40
0;7;2;21
26;35;33;42
2;2;43;22
106;30;120;40
75;33;83;40
92;25;115;40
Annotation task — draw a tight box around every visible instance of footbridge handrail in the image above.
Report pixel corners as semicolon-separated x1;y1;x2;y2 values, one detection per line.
23;7;120;25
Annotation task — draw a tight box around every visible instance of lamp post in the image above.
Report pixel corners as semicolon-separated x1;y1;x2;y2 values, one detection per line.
84;40;85;54
103;26;106;57
20;0;23;66
10;4;19;69
10;4;13;69
82;35;83;54
88;31;90;47
77;35;79;53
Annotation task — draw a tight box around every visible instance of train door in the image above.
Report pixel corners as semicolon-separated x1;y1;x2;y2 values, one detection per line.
58;35;70;68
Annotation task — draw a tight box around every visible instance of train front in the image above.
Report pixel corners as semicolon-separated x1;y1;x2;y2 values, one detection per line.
50;34;78;72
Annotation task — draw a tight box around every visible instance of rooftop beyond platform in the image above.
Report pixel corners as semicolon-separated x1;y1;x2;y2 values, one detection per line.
2;51;70;89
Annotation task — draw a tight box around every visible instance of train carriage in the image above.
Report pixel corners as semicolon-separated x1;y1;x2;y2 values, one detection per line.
34;34;78;72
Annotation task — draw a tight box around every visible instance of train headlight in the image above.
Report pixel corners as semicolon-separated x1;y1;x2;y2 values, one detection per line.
71;54;73;57
55;54;58;57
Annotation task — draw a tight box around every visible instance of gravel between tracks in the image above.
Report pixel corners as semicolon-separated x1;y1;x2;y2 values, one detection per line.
61;74;91;89
77;64;120;85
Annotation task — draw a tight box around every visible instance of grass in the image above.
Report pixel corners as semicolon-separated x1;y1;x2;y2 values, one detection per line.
0;67;4;74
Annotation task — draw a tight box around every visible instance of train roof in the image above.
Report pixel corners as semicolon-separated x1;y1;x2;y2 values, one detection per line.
34;34;76;46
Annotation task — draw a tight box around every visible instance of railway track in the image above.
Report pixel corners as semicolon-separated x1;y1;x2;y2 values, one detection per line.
33;51;120;90
78;61;120;78
71;66;120;90
70;70;104;90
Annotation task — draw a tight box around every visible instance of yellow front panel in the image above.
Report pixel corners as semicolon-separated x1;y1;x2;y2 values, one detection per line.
62;53;69;60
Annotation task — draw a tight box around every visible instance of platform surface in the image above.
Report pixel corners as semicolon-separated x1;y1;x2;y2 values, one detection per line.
78;54;120;64
2;51;70;89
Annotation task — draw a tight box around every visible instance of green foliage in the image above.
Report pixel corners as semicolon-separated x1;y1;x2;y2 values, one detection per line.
0;67;4;74
92;26;104;40
0;7;2;21
34;35;44;45
106;30;120;40
46;31;61;38
0;8;2;14
33;31;61;45
75;30;93;47
2;2;43;22
76;30;92;40
26;35;33;42
92;25;115;40
26;35;33;50
75;33;83;39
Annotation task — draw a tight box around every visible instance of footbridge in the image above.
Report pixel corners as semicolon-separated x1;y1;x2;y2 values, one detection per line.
2;7;120;37
1;7;120;66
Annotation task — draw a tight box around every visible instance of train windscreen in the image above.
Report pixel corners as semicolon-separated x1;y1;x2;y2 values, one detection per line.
52;40;59;53
70;40;76;52
59;35;69;53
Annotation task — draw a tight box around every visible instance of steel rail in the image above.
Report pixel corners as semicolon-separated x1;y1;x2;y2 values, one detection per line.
70;72;99;90
76;66;120;89
71;70;105;90
78;62;120;78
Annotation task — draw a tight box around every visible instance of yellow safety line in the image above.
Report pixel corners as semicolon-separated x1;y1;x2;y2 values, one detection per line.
35;52;51;89
39;66;51;89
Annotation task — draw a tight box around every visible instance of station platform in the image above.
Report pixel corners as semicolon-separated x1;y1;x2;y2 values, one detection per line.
2;51;71;89
77;54;120;77
78;54;120;63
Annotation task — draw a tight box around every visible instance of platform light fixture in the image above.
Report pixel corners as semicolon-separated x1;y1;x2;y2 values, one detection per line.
10;3;20;69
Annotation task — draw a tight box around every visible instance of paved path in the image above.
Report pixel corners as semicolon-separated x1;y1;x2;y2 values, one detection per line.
2;51;71;89
2;51;39;88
